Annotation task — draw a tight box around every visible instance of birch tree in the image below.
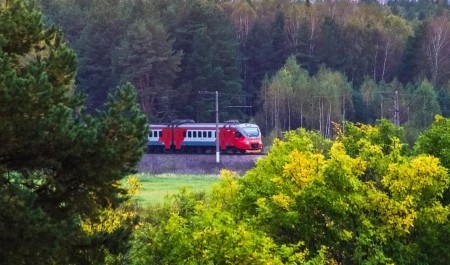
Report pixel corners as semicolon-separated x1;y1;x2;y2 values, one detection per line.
423;15;450;86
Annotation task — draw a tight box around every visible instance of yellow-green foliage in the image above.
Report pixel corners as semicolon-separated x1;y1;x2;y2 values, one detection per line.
129;170;328;264
237;120;450;264
81;206;137;236
210;169;240;208
383;155;448;200
416;115;450;172
129;119;450;264
126;175;143;196
283;151;325;190
130;192;315;264
82;176;141;235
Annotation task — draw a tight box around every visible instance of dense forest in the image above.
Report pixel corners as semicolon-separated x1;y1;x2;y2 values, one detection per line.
38;0;450;141
4;1;450;264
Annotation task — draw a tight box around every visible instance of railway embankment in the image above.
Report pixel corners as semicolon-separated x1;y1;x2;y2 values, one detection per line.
138;154;264;175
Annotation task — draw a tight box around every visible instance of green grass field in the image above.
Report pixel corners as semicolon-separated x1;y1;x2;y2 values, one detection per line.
131;173;221;205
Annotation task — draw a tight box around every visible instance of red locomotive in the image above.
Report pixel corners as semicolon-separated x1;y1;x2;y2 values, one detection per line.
147;119;263;154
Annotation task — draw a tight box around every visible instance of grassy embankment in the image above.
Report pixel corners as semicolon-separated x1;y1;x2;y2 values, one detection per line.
131;174;221;205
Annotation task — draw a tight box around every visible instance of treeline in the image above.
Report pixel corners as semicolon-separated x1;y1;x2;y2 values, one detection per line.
257;57;441;143
4;1;450;264
38;0;450;136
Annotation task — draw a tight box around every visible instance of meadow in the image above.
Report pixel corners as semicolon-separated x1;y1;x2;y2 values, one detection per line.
131;173;221;205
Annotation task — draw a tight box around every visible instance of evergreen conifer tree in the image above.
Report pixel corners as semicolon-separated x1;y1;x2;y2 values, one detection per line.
0;1;147;263
172;0;243;122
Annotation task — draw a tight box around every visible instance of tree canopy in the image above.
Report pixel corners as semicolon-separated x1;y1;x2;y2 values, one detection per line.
36;0;450;138
0;0;147;263
130;118;450;264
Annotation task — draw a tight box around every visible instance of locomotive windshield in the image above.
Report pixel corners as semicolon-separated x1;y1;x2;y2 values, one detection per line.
242;127;260;137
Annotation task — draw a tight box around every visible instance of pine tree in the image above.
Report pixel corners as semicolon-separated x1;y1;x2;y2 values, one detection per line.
0;1;147;263
319;16;345;72
74;0;129;110
398;21;427;84
172;0;244;122
243;19;277;112
113;18;182;121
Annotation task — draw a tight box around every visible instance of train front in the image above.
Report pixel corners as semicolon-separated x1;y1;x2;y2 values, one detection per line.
234;123;264;153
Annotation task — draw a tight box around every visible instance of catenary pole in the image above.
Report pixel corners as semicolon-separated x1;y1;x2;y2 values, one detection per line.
215;91;220;163
198;90;220;163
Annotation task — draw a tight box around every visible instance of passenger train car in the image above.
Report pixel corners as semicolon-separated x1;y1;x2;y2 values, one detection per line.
147;120;263;154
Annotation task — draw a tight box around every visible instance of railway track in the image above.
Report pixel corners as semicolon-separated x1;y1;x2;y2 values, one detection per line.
145;151;267;156
138;153;266;175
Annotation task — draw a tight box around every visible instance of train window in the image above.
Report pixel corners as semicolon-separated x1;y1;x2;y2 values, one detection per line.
208;131;212;138
193;131;197;138
183;131;186;137
236;132;242;138
153;131;157;137
203;131;206;138
188;131;191;138
159;131;162;137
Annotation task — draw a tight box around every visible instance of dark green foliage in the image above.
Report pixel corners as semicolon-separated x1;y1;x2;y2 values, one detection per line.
1;1;45;55
270;11;289;72
398;22;427;84
351;90;370;123
37;0;450;129
388;0;449;21
242;14;292;114
37;0;86;45
319;16;345;72
74;0;130;110
403;80;441;143
172;0;244;122
341;24;377;86
437;88;450;117
295;17;320;75
360;0;381;6
0;1;147;263
242;19;276;110
113;18;181;121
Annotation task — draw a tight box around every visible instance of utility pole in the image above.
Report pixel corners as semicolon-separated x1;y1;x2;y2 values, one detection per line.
215;91;219;163
199;90;220;163
342;93;346;135
394;90;400;126
378;91;400;126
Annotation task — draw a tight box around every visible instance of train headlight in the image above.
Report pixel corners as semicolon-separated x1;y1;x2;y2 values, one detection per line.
244;141;249;145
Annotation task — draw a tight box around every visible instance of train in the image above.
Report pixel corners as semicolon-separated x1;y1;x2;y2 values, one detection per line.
147;119;263;154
